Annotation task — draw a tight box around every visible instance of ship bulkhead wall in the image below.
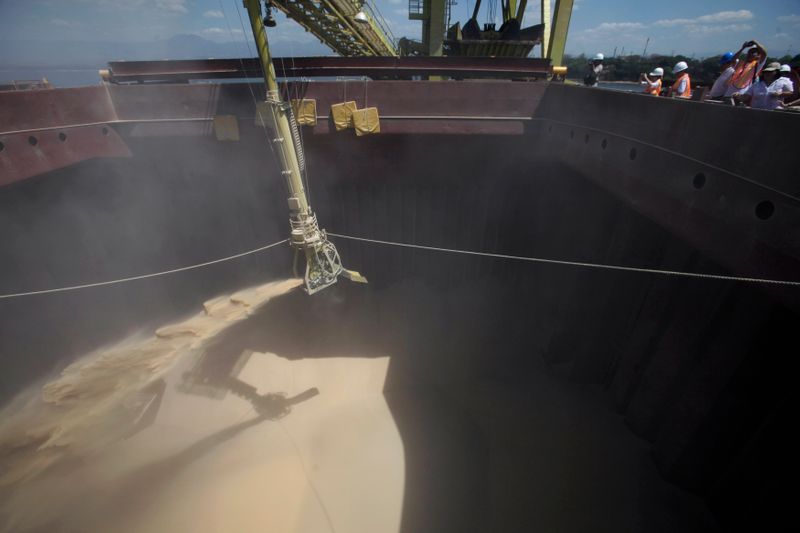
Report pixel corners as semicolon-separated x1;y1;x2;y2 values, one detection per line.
0;79;797;530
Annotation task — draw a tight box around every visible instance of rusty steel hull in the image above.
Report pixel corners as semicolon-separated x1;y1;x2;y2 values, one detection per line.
1;78;799;532
104;56;552;83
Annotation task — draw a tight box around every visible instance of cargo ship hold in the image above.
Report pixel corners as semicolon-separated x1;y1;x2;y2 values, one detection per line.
1;1;798;532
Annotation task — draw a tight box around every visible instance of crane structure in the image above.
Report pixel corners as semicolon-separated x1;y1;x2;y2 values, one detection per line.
545;0;574;68
244;0;367;294
268;0;397;56
264;0;574;67
404;0;540;58
402;0;574;67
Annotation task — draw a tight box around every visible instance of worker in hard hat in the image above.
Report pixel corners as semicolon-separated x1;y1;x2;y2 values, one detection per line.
769;64;796;108
784;62;800;107
584;53;604;87
724;40;767;98
775;65;795;97
708;52;738;101
776;65;795;92
733;62;789;110
667;61;691;98
639;67;663;96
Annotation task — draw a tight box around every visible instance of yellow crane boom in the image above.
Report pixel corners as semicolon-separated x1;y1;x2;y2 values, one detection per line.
271;0;397;56
244;0;367;294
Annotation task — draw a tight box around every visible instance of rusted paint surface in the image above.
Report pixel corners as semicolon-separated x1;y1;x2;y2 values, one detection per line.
106;80;541;125
0;85;128;184
106;56;552;83
0;125;131;187
0;80;541;184
0;85;116;132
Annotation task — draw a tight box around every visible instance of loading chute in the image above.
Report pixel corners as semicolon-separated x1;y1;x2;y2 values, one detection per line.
244;0;367;294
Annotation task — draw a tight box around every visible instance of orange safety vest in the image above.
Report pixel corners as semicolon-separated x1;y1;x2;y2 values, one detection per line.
730;59;758;90
644;79;662;96
671;73;691;98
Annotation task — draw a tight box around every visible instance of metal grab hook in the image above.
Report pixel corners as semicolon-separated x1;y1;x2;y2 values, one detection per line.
291;214;366;294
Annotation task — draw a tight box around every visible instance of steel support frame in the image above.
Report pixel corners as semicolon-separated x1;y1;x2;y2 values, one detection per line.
106;56;552;83
546;0;574;67
540;0;550;60
420;0;447;57
271;0;396;56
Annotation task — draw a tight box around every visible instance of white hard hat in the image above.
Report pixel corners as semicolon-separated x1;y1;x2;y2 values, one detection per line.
649;67;664;77
780;64;791;72
673;61;688;73
594;53;604;61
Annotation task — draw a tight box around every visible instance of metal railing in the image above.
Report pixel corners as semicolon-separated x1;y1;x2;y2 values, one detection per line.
408;0;424;18
272;0;397;56
407;0;458;38
361;0;396;49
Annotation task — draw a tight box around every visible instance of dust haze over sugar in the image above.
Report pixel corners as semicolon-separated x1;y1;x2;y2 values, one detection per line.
0;125;295;404
0;279;305;531
0;78;302;482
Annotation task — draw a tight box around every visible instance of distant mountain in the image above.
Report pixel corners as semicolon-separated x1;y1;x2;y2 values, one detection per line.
0;34;330;69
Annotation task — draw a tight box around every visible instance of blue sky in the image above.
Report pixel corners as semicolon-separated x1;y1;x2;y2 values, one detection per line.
0;0;798;59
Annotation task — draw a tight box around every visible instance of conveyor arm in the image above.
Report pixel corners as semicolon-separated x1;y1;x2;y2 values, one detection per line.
271;0;397;57
244;0;367;294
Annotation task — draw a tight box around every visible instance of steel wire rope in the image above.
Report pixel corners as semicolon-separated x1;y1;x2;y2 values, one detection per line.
220;0;269;129
297;74;313;207
285;37;313;206
227;0;290;199
223;7;336;532
327;233;800;287
0;115;532;137
278;421;338;533
0;11;293;297
0;5;296;301
487;0;496;24
0;239;289;300
232;0;311;203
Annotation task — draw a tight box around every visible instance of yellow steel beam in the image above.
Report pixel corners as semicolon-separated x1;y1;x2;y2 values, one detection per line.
244;0;366;294
350;1;398;54
507;0;517;22
271;0;397;57
426;0;445;56
515;0;527;23
540;0;550;59
547;0;574;66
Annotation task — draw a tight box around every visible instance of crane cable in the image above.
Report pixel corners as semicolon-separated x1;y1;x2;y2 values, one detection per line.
5;4;797;299
4;230;800;300
218;6;335;533
0;239;289;300
327;233;800;287
218;0;291;200
229;0;313;203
